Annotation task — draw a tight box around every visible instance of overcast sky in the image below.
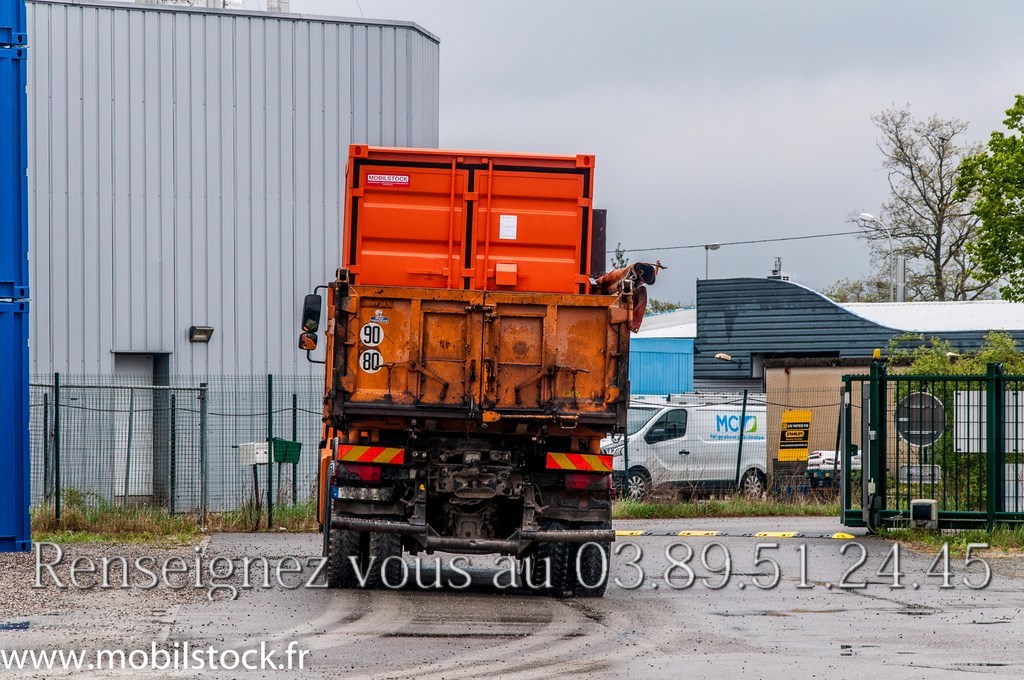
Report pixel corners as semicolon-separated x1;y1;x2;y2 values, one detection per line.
278;0;1022;303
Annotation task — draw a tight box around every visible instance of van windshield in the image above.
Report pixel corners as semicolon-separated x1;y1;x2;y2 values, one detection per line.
628;407;660;435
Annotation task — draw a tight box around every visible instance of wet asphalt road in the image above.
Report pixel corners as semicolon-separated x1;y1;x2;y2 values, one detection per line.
6;517;1024;678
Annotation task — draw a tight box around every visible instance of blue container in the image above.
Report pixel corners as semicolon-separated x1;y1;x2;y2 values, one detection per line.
629;337;694;395
0;300;30;551
0;45;28;298
0;0;26;46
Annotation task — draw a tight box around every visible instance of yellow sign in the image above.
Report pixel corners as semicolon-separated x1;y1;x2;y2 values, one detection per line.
778;409;812;461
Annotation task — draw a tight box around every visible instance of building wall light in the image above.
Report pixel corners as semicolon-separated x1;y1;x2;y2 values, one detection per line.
189;326;215;343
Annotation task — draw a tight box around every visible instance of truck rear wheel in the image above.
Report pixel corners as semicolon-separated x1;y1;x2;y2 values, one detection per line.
326;525;365;589
572;538;611;598
530;522;572;597
367;532;403;590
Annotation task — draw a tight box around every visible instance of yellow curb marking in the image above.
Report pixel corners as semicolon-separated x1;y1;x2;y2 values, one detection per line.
755;531;799;538
615;530;648;536
677;531;721;537
831;532;856;539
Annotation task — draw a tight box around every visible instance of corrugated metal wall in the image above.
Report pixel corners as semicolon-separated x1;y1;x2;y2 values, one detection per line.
27;0;440;375
629;337;694;395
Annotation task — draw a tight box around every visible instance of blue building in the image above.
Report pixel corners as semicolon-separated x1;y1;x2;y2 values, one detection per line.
631;309;695;395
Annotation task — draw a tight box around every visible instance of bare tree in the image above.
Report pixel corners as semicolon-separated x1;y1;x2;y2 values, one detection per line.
856;107;997;301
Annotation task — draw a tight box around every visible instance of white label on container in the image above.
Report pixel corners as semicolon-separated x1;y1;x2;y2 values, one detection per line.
499;214;518;240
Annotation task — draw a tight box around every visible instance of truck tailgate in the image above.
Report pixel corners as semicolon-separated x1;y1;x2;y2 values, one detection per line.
335;284;629;423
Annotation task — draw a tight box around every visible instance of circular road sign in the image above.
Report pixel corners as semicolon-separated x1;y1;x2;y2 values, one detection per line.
895;392;945;447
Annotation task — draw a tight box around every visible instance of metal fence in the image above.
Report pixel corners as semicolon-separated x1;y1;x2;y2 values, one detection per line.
623;388;847;495
842;362;1024;530
29;374;324;518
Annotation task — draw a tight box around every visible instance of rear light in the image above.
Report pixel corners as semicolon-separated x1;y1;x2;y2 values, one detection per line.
564;473;611;491
337;463;382;483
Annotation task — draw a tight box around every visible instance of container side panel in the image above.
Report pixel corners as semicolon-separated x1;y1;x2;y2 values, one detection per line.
474;169;587;293
348;165;468;288
549;305;614;412
0;302;31;551
0;0;26;44
0;48;28;296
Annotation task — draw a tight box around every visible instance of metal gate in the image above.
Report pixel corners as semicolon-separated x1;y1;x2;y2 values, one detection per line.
842;361;1024;530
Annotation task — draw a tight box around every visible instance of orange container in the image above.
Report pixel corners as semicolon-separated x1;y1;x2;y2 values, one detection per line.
342;145;596;294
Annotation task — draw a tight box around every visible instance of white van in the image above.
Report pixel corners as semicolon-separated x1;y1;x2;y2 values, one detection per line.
605;400;768;500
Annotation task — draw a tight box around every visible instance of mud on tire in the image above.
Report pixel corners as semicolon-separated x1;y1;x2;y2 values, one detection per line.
367;532;404;590
326;526;365;589
529;522;572;597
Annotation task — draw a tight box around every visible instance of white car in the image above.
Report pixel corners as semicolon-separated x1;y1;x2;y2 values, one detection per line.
806;448;862;472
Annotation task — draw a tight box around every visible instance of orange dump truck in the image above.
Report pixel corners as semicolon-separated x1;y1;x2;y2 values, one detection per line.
298;145;657;597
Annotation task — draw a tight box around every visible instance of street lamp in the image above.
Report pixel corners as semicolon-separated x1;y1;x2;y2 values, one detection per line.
858;212;894;302
704;242;721;280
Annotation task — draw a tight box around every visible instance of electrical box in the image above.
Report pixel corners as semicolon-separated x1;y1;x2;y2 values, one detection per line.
239;441;269;466
910;499;938;530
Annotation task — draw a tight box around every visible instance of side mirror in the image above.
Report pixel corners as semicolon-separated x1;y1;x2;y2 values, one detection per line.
301;293;323;332
299;332;318;351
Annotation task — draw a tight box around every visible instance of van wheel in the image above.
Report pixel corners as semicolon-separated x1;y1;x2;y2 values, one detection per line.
625;467;652;501
740;469;767;497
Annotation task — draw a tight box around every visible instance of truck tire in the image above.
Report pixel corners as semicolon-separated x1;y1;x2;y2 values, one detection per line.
530;522;572;597
326;525;365;589
367;532;404;590
571;539;611;598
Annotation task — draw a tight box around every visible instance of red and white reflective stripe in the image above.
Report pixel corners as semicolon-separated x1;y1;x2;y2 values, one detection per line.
336;445;405;465
545;452;612;473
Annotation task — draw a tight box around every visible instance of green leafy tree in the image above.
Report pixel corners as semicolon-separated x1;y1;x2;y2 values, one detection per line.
958;95;1024;301
888;331;1024;375
646;299;682;314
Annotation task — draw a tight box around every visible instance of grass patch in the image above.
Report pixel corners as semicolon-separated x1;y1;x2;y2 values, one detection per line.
32;504;203;545
214;498;317;533
880;526;1024;557
31;490;319;543
613;496;841;520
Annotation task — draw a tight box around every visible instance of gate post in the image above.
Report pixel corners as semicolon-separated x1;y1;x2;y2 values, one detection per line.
866;360;887;532
985;363;1005;528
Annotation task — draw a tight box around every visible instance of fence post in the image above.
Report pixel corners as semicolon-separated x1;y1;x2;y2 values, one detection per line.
54;372;61;521
123;387;135;505
169;393;176;515
734;389;748;488
267;374;274;529
292;392;298;505
986;363;1005;529
42;392;50;502
199;382;209;519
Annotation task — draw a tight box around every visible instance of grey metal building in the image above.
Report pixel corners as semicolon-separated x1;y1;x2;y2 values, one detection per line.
695;277;1024;386
27;0;440;379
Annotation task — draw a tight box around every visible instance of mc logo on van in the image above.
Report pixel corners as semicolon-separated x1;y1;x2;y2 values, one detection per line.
716;415;757;434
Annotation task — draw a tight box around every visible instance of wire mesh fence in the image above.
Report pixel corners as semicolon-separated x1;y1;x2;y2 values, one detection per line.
29;374;324;518
622;388;846;497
